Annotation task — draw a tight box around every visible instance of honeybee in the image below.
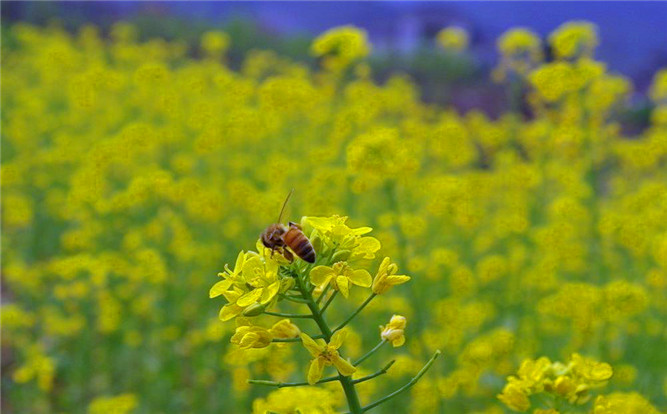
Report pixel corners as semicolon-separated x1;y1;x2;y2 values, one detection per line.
261;189;316;263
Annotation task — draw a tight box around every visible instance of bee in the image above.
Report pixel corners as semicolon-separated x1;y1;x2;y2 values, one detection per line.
261;189;316;263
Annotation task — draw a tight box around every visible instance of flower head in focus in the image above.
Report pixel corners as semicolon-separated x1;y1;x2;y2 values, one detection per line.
372;257;410;294
210;250;281;321
310;262;372;298
301;330;356;384
306;215;381;261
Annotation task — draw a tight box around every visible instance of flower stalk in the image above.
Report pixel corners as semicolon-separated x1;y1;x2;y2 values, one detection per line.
212;215;440;414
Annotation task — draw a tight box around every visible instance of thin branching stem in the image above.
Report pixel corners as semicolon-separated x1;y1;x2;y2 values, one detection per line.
320;290;338;314
360;350;441;412
333;293;377;333
248;374;340;388
271;334;324;343
293;264;363;414
315;284;332;305
352;360;395;384
353;339;386;366
263;311;312;319
280;294;310;304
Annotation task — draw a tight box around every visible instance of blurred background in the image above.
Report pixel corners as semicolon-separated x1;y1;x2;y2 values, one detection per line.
3;1;667;117
2;2;667;414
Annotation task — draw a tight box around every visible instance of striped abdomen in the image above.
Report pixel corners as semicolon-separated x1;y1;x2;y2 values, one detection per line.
283;225;316;263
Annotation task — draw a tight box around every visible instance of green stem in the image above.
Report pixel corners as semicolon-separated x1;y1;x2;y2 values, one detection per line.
271;335;324;343
280;294;310;304
333;293;376;333
352;360;395;384
248;374;340;388
263;311;313;319
354;340;386;366
320;291;338;314
295;268;363;414
316;284;332;305
361;350;441;412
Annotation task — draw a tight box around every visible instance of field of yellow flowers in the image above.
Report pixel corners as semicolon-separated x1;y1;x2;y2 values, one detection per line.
2;20;666;414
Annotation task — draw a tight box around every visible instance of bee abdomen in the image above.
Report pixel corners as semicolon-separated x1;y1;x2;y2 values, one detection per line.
284;228;316;263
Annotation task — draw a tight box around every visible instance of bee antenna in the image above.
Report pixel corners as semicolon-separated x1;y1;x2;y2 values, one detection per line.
277;188;294;223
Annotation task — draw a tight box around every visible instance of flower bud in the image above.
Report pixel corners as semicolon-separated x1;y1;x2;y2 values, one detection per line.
230;325;272;349
270;319;300;339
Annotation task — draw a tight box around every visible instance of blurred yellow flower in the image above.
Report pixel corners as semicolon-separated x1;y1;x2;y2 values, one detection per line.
437;26;469;52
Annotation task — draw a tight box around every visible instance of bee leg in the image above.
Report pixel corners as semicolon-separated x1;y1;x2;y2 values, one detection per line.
283;248;294;262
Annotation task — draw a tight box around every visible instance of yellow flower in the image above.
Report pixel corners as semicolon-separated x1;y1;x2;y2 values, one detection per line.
306;215;381;261
571;353;613;382
309;262;372;298
436;26;469;52
593;392;660;414
380;314;407;347
549;21;598;60
211;251;281;321
498;382;530;412
269;319;301;339
311;25;370;72
230;319;273;350
201;31;230;57
88;393;138;414
301;330;356;384
372;257;410;294
516;356;551;388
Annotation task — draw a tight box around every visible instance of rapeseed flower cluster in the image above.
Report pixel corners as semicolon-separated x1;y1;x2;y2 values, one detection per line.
2;19;665;413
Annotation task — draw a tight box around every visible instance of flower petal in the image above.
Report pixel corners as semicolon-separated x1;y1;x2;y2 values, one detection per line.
336;275;350;298
332;355;356;377
236;289;263;307
209;279;233;298
300;333;323;357
260;280;281;304
219;304;243;321
349;269;372;287
391;335;406;347
386;275;411;286
310;266;334;286
233;251;245;274
330;329;348;349
307;358;325;385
